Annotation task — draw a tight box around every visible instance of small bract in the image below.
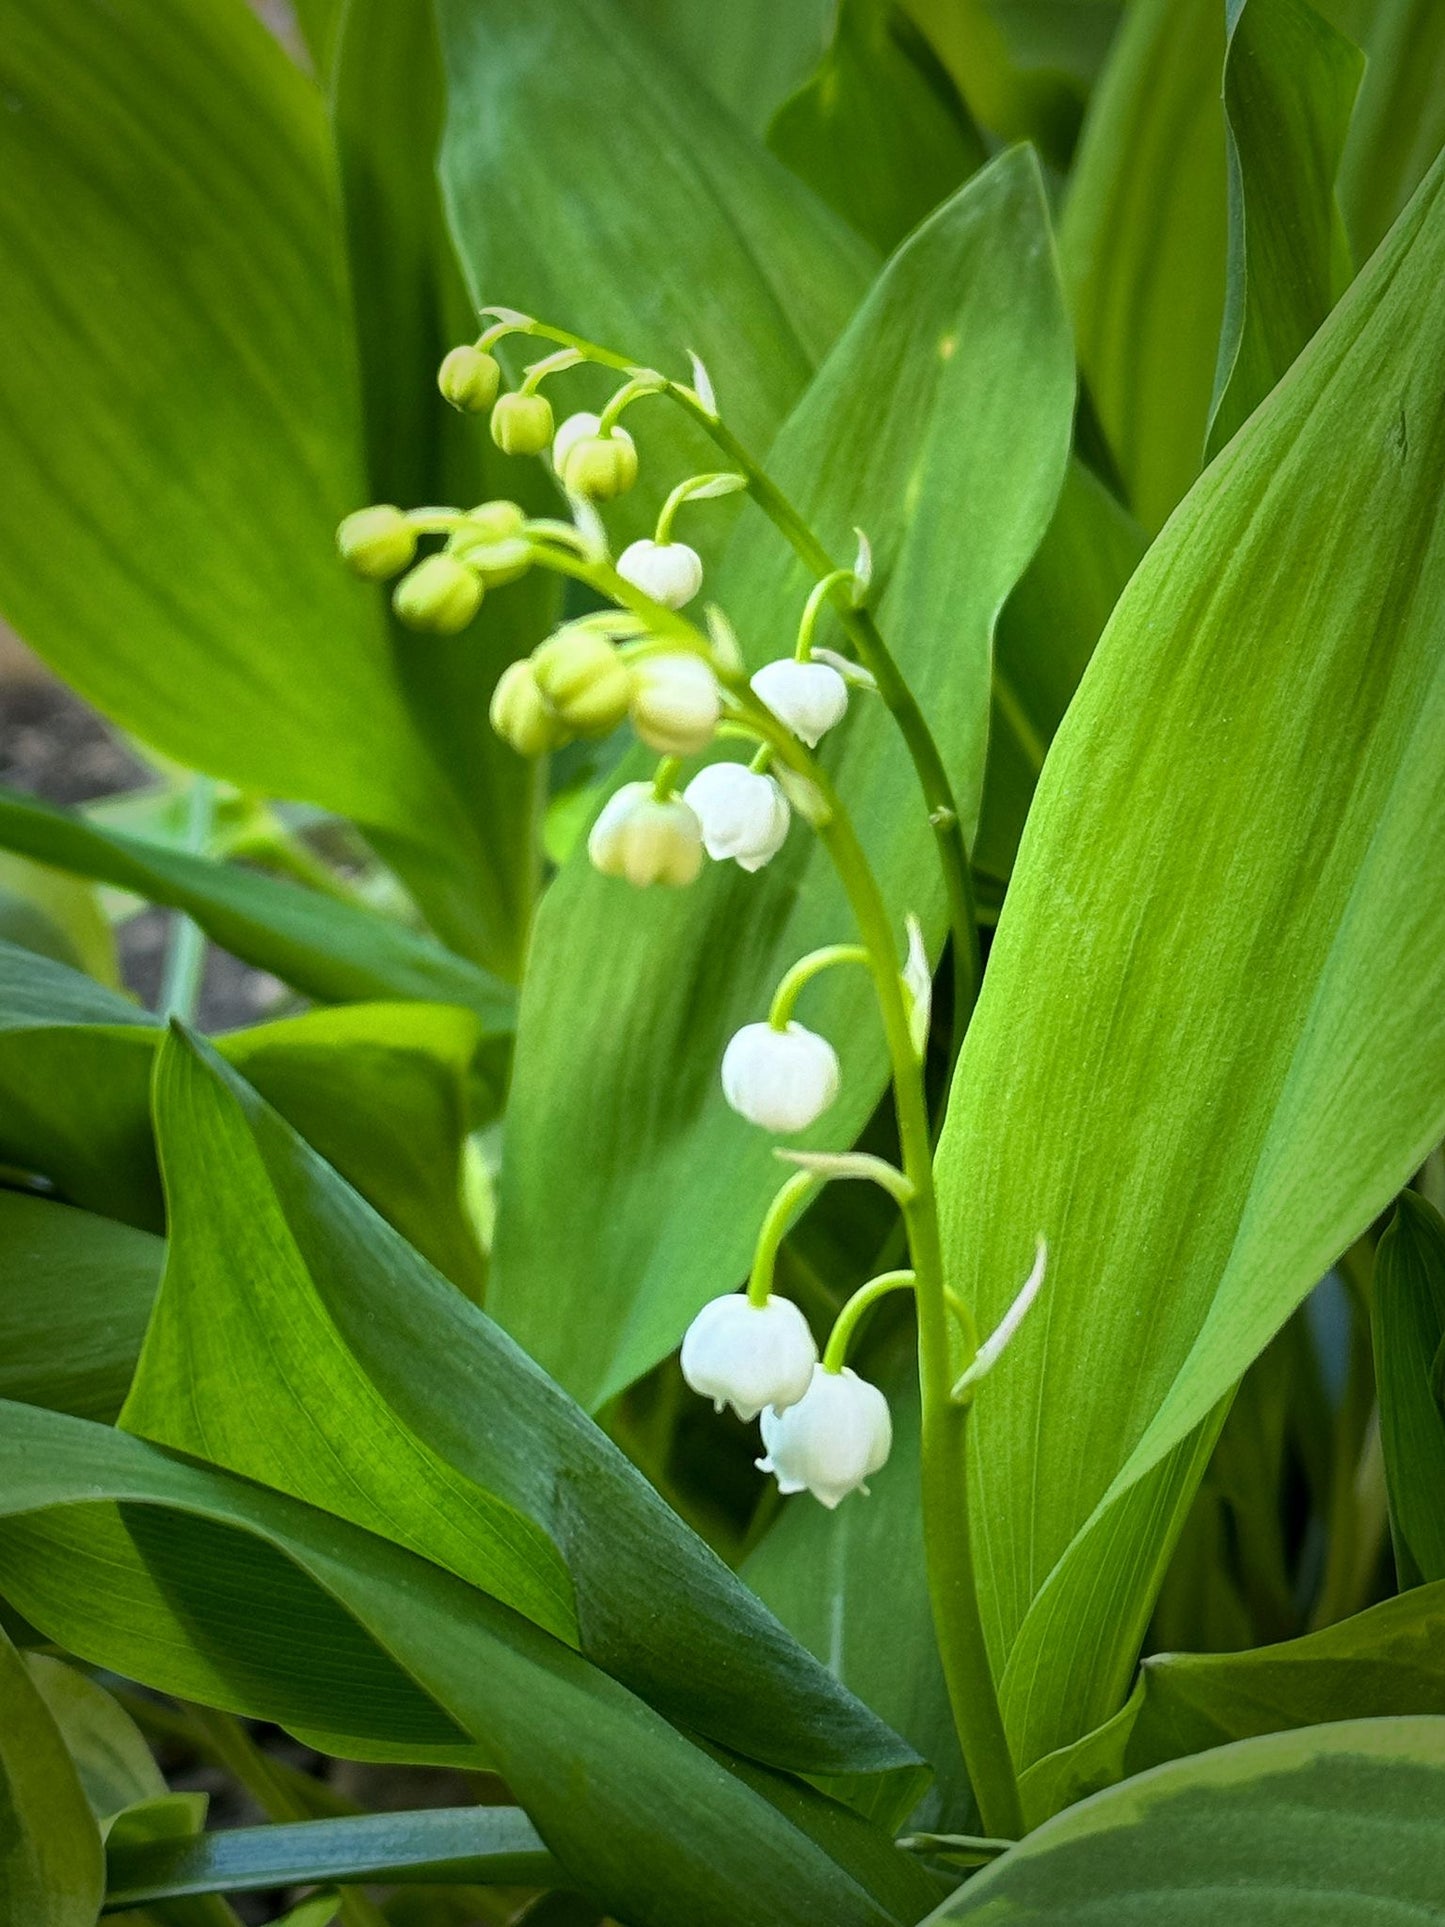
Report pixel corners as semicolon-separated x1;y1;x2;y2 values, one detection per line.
751;658;849;747
679;1293;817;1422
617;538;704;609
758;1365;892;1507
683;762;790;871
630;653;722;755
721;1021;839;1133
588;781;703;887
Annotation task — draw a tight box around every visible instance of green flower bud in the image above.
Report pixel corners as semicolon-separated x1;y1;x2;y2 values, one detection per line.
336;504;417;581
491;391;555;456
559;427;639;502
448;531;533;587
463;499;528;541
438;344;502;413
392;553;483;634
533;624;635;737
490;657;569;757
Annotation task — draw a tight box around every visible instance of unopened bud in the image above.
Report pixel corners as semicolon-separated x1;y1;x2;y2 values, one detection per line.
491;391;555;456
618;538;703;609
392;553;483;634
588;781;703;887
630;653;722;755
554;412;638;501
337;505;417;581
438;344;502;414
490;658;568;757
533;625;635;736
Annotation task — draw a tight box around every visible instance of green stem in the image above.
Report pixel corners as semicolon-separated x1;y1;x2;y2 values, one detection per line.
159;775;215;1022
823;1270;916;1372
747;1171;820;1306
768;943;870;1028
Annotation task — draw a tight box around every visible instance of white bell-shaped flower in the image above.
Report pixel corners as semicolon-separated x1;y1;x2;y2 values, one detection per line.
751;659;849;747
683;763;790;872
617;538;704;610
630;653;722;755
679;1293;817;1422
758;1364;892;1507
721;1021;839;1133
588;781;703;887
551;410;602;472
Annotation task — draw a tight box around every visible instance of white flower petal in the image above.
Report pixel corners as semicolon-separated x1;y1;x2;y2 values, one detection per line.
720;1022;839;1134
679;1294;817;1421
683;763;791;871
750;659;849;746
587;781;703;887
617;539;704;610
757;1365;892;1507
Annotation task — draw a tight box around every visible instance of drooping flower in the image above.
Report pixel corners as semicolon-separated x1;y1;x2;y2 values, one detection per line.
721;1021;839;1133
683;763;790;872
490;658;568;756
437;344;501;413
392;553;483;634
630;653;722;755
587;781;703;887
336;505;417;581
679;1293;817;1422
553;412;638;500
490;391;555;456
617;538;704;609
532;625;635;736
757;1364;892;1507
751;658;849;747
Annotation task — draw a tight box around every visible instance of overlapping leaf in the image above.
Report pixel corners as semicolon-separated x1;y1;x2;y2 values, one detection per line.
0;1626;104;1926
936;150;1445;1770
1372;1194;1445;1585
492;151;1074;1409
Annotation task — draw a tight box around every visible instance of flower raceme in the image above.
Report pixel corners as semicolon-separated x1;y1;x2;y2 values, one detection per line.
722;1021;840;1133
683;763;790;871
679;1293;817;1422
758;1365;893;1507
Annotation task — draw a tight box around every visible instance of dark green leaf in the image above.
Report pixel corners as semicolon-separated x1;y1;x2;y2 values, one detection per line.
492;151;1073;1409
618;0;832;130
768;0;985;254
1373;1193;1445;1583
930;1718;1445;1922
1319;0;1445;259
0;789;511;1027
936;150;1445;1772
0;1625;104;1925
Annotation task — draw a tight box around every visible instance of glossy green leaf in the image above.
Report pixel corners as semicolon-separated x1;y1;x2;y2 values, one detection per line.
619;0;832;131
1023;1582;1445;1820
1372;1193;1445;1584
769;0;985;254
1319;0;1445;259
436;0;874;495
0;1625;104;1926
493;151;1074;1409
0;1194;161;1424
0;789;510;1028
123;1027;923;1803
0;1402;936;1927
929;1718;1445;1922
0;946;486;1292
1207;0;1362;456
330;0;555;977
25;1656;166;1826
1060;0;1229;529
0;0;472;879
745;1324;971;1833
104;1808;554;1906
936;151;1445;1771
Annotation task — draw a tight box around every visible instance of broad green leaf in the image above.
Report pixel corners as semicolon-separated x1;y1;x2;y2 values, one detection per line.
123;1028;924;1802
25;1655;165;1827
0;1625;104;1926
769;0;985;254
0;853;117;986
900;0;1093;166
745;1323;971;1833
974;458;1145;886
104;1808;554;1907
436;0;875;493
330;0;556;978
103;1795;244;1927
1023;1582;1445;1820
0;789;510;1028
929;1718;1445;1922
619;0;832;131
1207;0;1362;456
0;1402;937;1927
936;150;1445;1771
0;947;486;1292
0;1194;161;1424
1059;0;1228;530
1319;0;1445;259
492;151;1074;1409
0;0;474;891
1372;1193;1445;1584
292;0;344;75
